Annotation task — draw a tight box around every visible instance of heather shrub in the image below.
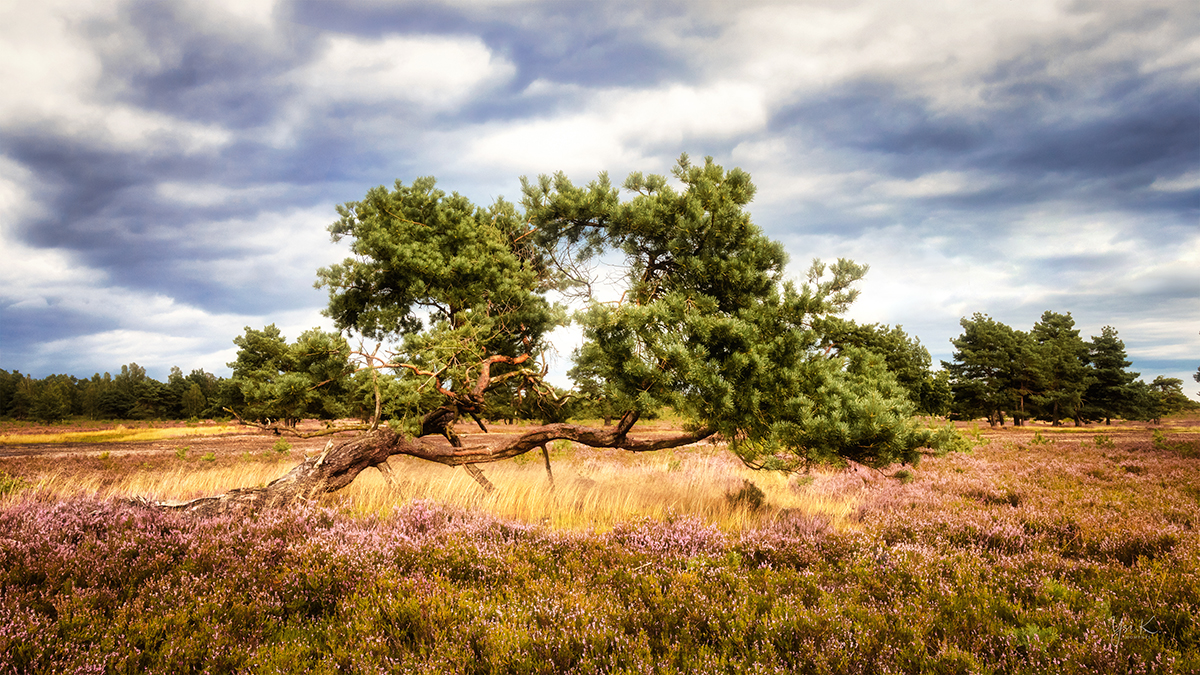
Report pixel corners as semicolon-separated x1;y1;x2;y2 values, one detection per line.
0;495;1194;674
0;421;1197;673
1153;429;1199;457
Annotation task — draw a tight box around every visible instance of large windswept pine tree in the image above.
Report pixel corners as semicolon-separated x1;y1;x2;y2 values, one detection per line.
166;156;955;514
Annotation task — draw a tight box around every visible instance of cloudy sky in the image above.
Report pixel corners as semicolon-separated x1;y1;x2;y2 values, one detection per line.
1;0;1197;397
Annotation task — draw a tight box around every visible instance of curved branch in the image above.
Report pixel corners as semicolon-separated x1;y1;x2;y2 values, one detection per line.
472;353;531;397
145;418;716;515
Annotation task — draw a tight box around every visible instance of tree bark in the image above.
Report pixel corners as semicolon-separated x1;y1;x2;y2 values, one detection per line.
149;416;714;516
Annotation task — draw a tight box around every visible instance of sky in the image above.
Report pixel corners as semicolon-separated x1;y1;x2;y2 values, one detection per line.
1;0;1197;398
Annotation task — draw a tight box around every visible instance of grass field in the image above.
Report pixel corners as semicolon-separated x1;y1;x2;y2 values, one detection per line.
0;417;1197;673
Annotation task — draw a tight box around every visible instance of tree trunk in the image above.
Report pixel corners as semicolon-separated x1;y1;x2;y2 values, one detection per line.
149;416;714;516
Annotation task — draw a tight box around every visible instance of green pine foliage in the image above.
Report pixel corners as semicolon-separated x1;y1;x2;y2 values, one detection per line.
1030;311;1092;425
945;314;1194;427
817;317;952;415
1084;326;1141;424
228;325;355;425
522;155;954;468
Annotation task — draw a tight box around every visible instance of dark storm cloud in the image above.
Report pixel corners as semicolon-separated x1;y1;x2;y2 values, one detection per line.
84;1;314;128
0;304;118;358
771;82;988;162
774;64;1197;204
3;128;345;315
289;0;697;90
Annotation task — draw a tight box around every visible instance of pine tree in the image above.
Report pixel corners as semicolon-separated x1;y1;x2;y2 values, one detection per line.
1030;311;1091;426
228;326;354;425
1083;326;1139;424
181;384;207;419
817;318;950;415
943;313;1021;426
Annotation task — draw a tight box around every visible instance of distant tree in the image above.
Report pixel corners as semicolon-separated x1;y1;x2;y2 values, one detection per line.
77;373;111;419
1001;331;1044;427
0;370;20;418
185;369;223;417
1145;376;1193;423
6;374;36;420
32;375;73;424
943;314;1021;426
163;367;190;418
228;326;354;425
181;383;207;419
1082;326;1140;424
567;343;619;425
98;363;160;419
1029;311;1091;426
819;318;951;415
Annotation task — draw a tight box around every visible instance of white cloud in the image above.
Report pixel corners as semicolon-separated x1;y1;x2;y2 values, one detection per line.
13;283;336;379
298;34;516;110
706;0;1194;117
873;171;981;198
155;181;294;207
0;157;107;305
1149;171;1200;192
0;1;232;154
465;81;767;175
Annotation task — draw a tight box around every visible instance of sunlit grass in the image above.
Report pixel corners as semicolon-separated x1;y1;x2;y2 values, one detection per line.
0;424;240;445
331;446;857;531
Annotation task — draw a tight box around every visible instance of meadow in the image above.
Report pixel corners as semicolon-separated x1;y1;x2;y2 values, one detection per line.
0;417;1197;673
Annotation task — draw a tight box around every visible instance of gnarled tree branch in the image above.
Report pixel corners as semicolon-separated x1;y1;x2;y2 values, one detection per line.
145;416;715;516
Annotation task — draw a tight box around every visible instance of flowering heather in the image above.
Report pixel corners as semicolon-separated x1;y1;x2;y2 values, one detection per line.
0;421;1197;673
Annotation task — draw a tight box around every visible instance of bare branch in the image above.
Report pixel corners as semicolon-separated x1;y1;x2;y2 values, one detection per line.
224;408;372;439
472;353;532;397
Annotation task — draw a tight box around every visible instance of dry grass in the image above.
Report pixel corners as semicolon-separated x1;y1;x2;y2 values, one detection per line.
8;415;1196;534
0;423;239;445
333;445;858;530
6;439;859;532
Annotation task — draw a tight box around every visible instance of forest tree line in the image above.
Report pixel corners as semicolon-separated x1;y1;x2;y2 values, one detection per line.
942;311;1196;426
0;313;1195;427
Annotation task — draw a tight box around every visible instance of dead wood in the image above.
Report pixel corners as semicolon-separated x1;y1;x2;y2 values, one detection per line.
145;413;715;515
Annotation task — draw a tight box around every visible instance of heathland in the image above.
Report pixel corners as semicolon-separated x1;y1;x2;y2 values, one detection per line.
0;416;1197;673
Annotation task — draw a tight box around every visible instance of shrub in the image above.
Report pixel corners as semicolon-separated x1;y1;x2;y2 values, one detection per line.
0;471;26;498
725;479;766;511
273;439;293;454
924;421;977;455
1153;429;1199;457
